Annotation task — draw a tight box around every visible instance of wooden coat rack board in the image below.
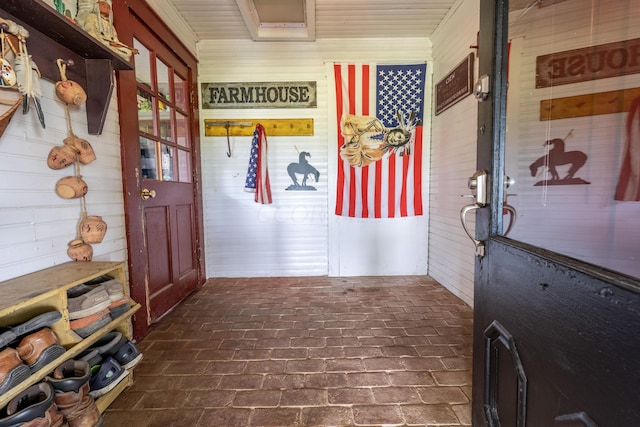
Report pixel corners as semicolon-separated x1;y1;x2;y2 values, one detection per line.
204;118;314;137
205;118;314;157
540;87;640;121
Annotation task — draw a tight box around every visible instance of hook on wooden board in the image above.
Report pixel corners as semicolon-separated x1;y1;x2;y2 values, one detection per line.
207;120;253;157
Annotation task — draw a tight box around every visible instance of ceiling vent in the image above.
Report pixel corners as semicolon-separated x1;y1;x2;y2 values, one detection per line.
235;0;316;41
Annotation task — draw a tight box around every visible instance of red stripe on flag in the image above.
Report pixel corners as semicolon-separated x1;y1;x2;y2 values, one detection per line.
348;65;356;115
362;65;370;116
360;65;371;218
400;154;409;217
334;65;345;215
361;166;369;218
387;155;396;218
413;127;424;215
374;161;382;218
347;65;357;216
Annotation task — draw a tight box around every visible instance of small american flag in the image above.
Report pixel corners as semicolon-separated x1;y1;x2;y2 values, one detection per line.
244;124;272;204
334;63;426;218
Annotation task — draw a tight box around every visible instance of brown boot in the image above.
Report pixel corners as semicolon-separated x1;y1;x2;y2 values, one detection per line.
0;347;31;395
16;328;66;372
46;360;103;427
0;382;68;427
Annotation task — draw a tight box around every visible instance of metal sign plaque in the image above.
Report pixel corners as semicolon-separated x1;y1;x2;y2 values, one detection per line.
201;81;317;109
435;53;474;115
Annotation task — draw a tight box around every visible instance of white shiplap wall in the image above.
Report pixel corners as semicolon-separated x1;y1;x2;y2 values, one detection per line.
428;0;479;307
197;38;432;277
0;81;127;282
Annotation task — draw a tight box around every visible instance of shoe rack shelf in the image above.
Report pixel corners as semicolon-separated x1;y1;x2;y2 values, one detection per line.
0;261;141;411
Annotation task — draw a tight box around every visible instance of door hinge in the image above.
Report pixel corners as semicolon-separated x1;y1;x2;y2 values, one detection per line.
196;247;202;261
192;170;198;185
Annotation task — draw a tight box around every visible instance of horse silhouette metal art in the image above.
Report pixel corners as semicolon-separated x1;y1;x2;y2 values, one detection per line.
286;151;320;191
529;137;589;186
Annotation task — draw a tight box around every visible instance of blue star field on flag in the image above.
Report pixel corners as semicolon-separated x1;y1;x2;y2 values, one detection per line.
376;64;425;128
245;129;259;191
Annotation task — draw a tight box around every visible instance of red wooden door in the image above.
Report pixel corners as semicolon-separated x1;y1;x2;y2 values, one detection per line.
113;0;204;339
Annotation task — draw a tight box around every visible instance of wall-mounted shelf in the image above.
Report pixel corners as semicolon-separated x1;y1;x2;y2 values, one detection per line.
0;0;135;135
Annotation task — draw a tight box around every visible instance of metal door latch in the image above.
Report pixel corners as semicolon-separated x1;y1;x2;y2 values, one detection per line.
460;170;489;257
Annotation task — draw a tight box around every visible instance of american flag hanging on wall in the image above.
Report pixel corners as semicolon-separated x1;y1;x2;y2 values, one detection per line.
244;123;272;204
334;63;426;218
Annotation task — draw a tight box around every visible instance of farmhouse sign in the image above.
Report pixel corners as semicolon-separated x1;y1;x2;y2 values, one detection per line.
435;53;474;115
201;81;317;109
536;38;640;88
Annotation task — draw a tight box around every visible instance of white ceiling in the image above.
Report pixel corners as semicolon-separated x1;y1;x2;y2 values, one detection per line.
155;0;555;45
162;0;463;42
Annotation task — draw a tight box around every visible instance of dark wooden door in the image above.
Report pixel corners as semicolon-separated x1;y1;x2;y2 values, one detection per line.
471;1;640;426
113;0;205;339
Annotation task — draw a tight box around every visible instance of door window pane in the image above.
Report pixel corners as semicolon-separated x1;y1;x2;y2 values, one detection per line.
156;58;171;103
176;111;188;147
140;137;157;180
178;148;191;183
161;144;175;181
174;73;187;111
159;104;173;142
505;0;640;277
134;39;152;90
137;89;154;135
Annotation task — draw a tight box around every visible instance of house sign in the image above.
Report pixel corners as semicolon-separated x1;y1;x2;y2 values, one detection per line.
201;81;317;109
536;38;640;88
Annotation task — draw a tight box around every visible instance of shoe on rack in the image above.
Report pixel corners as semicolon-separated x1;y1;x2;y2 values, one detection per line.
82;332;142;371
107;296;131;319
16;328;66;372
68;279;123;303
88;357;128;399
86;332;122;357
94;279;124;302
66;275;113;299
69;310;112;339
67;288;111;321
112;340;143;370
0;382;67;427
47;360;104;427
0;311;63;350
0;348;31;396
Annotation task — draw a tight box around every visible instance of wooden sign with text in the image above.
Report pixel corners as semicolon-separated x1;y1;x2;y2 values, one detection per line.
435;53;474;115
201;82;317;109
536;38;640;88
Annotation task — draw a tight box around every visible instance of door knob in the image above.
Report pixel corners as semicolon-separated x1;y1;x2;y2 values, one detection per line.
460;170;489;257
140;188;156;200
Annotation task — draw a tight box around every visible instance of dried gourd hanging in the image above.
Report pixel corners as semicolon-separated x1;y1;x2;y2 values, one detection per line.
14;29;45;128
53;59;105;261
55;59;86;105
55;59;95;166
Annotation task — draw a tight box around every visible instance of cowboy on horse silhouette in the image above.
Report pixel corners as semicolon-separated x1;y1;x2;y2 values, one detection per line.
287;151;320;189
529;136;588;182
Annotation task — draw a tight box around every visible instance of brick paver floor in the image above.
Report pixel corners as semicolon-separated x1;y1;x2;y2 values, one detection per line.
104;276;473;426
